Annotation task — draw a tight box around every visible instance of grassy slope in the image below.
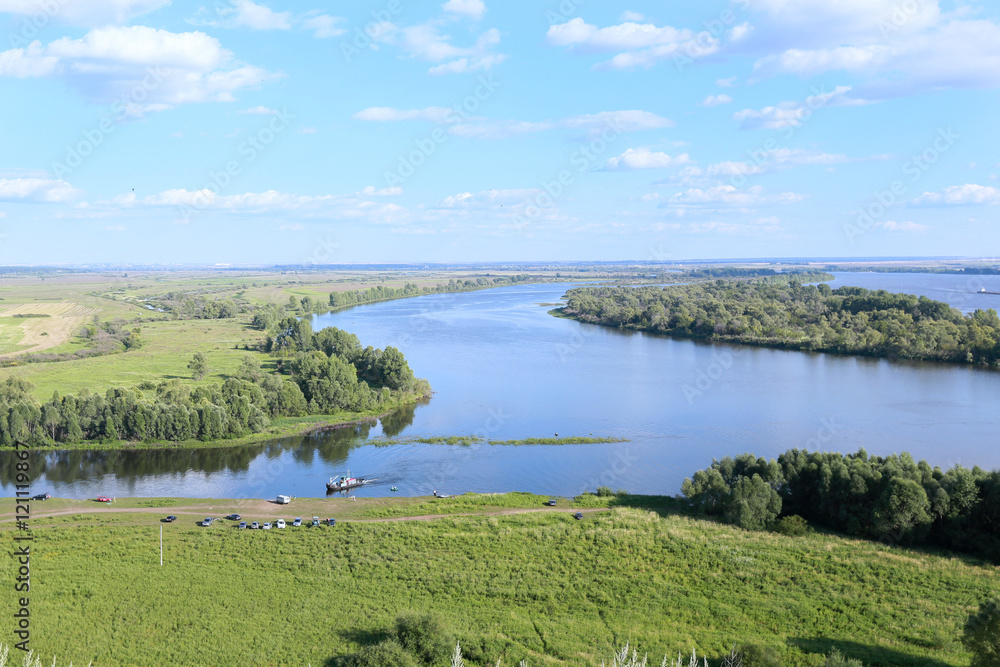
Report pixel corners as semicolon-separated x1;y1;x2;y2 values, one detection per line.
1;494;995;667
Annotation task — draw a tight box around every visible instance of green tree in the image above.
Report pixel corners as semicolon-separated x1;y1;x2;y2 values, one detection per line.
337;640;418;667
726;474;782;530
821;649;864;667
393;613;454;666
188;352;210;380
964;598;1000;667
235;354;263;383
872;477;931;542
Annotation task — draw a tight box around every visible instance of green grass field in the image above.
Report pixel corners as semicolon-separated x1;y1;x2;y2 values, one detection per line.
1;494;995;666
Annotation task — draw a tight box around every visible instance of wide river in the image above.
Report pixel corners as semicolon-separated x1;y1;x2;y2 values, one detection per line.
6;272;1000;500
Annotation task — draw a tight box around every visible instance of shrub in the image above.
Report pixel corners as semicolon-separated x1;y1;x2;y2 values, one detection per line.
393;613;454;666
821;649;864;667
738;644;783;667
772;515;812;537
963;598;1000;667
337;639;418;667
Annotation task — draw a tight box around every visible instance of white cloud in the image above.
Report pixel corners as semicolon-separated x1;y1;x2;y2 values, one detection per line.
605;148;691;170
0;177;81;203
0;26;276;114
702;94;732;107
238;106;279;115
190;0;292;30
354;107;672;140
668;185;805;206
732;86;865;129
744;2;1000;96
442;0;486;21
302;15;347;39
359;186;403;197
620;11;645;22
395;24;506;75
439;188;541;208
106;188;408;224
0;0;168;27
716;76;737;87
547;17;718;69
914;184;1000;206
353;106;453;122
878;220;928;232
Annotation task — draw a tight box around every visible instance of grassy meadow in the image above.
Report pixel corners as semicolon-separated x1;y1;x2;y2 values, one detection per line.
1;493;996;666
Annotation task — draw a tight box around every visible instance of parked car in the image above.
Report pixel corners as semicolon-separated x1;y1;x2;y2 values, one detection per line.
327;518;336;526
251;521;260;529
163;515;177;523
33;493;51;501
262;522;272;530
226;514;241;521
573;512;584;520
547;498;557;506
276;495;291;504
276;519;285;529
238;521;247;529
311;516;320;527
292;517;302;527
201;518;212;527
96;496;112;503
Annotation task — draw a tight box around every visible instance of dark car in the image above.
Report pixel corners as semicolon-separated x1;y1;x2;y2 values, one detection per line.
547;498;557;506
573;512;584;520
226;514;241;521
163;515;177;523
33;493;51;501
327;518;336;526
238;521;247;529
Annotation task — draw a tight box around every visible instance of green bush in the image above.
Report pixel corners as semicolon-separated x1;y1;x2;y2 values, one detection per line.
337;639;418;667
963;598;1000;667
773;515;812;537
822;649;864;667
393;613;454;666
739;644;784;667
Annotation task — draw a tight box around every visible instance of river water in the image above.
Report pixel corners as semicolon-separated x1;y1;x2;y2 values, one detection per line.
5;273;998;499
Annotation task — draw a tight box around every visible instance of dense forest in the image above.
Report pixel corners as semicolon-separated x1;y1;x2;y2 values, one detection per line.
560;275;1000;366
0;324;426;447
683;449;1000;562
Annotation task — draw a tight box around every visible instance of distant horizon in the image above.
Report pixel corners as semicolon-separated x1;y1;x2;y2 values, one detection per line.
0;255;998;271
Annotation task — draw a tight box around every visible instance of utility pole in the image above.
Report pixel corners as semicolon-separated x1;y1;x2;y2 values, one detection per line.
160;525;163;567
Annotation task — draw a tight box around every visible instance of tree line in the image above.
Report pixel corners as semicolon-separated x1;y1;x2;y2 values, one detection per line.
560;276;1000;366
682;449;1000;563
0;324;425;447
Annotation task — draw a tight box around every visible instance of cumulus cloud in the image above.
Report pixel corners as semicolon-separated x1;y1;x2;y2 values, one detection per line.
878;220;928;232
0;177;81;203
732;86;865;129
702;94;733;107
547;17;720;69
0;26;277;114
302;15;347;39
604;148;691;170
392;23;506;75
0;0;168;27
354;107;673;140
442;0;486;21
667;185;805;206
190;0;292;30
913;184;1000;206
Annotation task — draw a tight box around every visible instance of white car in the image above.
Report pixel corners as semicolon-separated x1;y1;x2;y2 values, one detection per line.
276;519;285;529
262;522;272;530
292;517;302;527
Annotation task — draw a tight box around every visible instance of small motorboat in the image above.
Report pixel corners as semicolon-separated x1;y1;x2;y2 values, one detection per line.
390;486;398;492
326;470;374;493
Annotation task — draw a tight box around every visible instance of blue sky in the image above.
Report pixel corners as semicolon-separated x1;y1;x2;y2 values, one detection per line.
0;0;998;264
